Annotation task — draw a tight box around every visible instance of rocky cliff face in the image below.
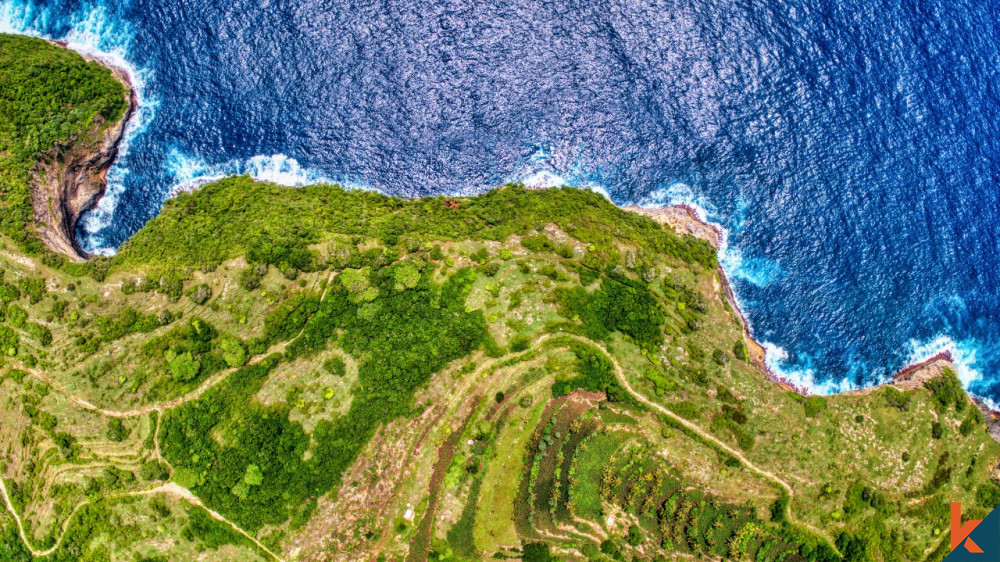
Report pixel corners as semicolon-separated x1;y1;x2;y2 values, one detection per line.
31;66;133;261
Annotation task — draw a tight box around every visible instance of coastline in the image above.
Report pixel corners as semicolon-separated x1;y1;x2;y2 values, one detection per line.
31;42;998;431
31;41;136;261
627;205;995;401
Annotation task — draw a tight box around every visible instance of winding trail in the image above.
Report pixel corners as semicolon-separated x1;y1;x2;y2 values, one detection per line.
19;345;281;419
132;483;284;561
0;273;343;558
0;473;61;557
566;335;837;548
1;316;833;556
0;476;282;560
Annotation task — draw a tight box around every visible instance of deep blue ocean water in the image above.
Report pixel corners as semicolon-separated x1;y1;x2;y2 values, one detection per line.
3;0;1000;401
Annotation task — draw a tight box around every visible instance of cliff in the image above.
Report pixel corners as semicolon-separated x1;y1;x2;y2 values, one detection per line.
30;61;134;260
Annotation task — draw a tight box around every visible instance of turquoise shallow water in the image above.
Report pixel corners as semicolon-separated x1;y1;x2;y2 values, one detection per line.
3;0;999;400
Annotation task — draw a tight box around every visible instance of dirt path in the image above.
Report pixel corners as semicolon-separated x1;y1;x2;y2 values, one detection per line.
0;475;282;561
564;335;837;549
132;483;283;561
0;472;58;557
20;339;286;419
2;322;832;557
18;270;343;420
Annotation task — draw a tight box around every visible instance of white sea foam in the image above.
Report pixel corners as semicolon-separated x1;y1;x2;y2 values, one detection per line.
2;1;161;255
761;342;858;394
906;335;983;387
164;150;341;195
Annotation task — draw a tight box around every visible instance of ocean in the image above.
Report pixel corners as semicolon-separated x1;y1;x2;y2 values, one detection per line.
3;0;999;401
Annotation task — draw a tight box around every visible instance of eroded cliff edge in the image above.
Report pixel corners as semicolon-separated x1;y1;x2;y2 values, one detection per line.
31;60;134;261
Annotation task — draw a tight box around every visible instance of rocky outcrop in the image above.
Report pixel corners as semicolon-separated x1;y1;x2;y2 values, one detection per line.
31;65;133;261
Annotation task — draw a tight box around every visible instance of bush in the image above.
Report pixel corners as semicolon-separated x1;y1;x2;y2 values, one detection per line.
106;419;130;442
0;283;19;302
189;284;213;305
166;350;200;382
239;268;263;291
770;495;789;523
733;340;748;361
977;481;1000;509
19;277;45;304
803;396;827;418
551;341;633;404
95;307;162;341
712;349;729;365
219;336;248;368
140;460;170;481
522;542;554;562
323;356;346;377
925;368;965;412
0;325;19;356
510;334;531;352
25;322;51;347
479;261;501;277
558;276;665;350
931;421;944;439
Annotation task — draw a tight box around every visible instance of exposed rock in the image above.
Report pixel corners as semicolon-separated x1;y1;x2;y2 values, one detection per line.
31;64;133;261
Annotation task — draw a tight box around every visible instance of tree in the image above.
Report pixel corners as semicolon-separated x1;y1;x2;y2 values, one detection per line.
166;350;201;382
219;336;248;367
189;283;213;305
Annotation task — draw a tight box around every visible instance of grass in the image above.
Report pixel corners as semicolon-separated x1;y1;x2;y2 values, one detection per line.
474;384;548;554
568;430;630;520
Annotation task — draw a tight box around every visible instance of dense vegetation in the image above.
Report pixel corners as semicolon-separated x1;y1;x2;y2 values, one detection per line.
0;34;127;253
115;177;717;272
161;264;491;530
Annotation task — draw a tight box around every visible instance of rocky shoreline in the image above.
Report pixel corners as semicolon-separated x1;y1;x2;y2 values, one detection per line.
630;203;1000;440
31;45;136;261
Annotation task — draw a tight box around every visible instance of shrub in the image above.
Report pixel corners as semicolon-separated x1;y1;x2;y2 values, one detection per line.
0;283;19;303
141;460;170;481
558;276;665;349
239;268;263;291
510;334;531;352
925;368;965;412
25;322;51;347
19;277;45;304
480;261;501;277
960;408;984;436
733;340;748;361
977;481;1000;509
521;234;554;253
106;419;130;442
931;421;944;439
712;349;729;365
166;350;201;382
523;542;554;562
95;307;161;341
323;356;346;377
219;336;248;368
189;284;213;305
0;325;19;356
770;495;789;523
803;396;827;418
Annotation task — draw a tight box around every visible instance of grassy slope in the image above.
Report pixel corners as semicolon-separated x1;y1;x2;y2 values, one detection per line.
0;38;998;561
